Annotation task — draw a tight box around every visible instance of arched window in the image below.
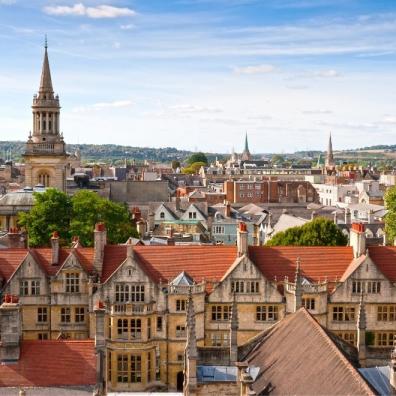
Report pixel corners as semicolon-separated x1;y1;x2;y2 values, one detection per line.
38;172;50;187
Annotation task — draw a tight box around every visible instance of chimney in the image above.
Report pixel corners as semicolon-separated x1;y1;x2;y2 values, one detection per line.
94;302;106;396
50;231;60;265
350;223;366;258
225;201;231;218
344;208;351;224
175;196;181;211
148;211;155;231
93;223;107;276
237;222;248;257
0;299;21;362
390;335;396;394
137;220;146;238
7;228;24;248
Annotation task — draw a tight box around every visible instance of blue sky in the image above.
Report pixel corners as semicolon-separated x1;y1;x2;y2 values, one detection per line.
1;0;396;154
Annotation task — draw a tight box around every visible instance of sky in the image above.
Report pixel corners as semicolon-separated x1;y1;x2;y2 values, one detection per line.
1;0;396;154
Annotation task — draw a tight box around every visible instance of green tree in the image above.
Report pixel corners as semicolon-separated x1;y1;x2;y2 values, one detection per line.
18;189;72;247
70;190;138;246
171;160;181;170
385;186;396;243
181;161;206;174
187;152;208;165
271;154;285;165
266;217;348;247
18;189;138;247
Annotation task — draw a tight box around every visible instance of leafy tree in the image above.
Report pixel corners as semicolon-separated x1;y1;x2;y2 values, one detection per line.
266;217;348;247
18;189;138;247
18;189;72;247
271;154;285;165
385;186;396;243
181;161;206;174
171;160;181;170
187;152;208;165
70;190;138;246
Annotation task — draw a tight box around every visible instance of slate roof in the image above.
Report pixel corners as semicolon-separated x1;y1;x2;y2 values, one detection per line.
241;308;375;396
0;340;95;388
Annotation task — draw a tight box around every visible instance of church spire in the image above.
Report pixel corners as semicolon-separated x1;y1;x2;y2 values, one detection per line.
241;132;251;161
244;132;249;152
325;132;335;168
39;36;54;96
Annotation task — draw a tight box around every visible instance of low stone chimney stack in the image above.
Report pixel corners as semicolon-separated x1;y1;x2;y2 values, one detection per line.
50;231;60;265
344;208;351;225
93;223;107;276
0;299;21;362
350;223;366;258
137;220;146;238
237;222;248;257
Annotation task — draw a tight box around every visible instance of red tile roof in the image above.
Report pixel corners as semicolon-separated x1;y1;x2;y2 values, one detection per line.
0;340;96;388
0;249;28;281
368;246;396;282
132;245;237;289
74;247;95;273
29;248;71;275
101;245;127;283
248;246;354;283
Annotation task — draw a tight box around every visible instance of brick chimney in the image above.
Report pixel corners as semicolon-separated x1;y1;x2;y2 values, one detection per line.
93;223;107;276
350;223;366;258
50;231;60;265
237;222;248;257
137;220;146;238
225;201;231;218
0;299;21;362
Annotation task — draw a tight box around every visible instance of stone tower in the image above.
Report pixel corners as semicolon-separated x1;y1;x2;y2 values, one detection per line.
241;132;252;161
325;132;335;169
23;39;69;191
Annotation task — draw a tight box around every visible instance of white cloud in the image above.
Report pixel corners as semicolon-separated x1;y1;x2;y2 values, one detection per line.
233;64;276;75
381;115;396;124
43;3;136;19
0;0;16;4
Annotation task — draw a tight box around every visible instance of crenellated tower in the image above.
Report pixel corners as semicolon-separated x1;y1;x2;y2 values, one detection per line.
23;38;69;191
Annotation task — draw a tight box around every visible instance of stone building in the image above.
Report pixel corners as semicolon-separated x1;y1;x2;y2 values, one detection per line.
23;40;69;192
0;222;396;393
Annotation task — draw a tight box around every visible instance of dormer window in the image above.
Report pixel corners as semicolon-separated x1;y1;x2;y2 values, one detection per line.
160;212;165;219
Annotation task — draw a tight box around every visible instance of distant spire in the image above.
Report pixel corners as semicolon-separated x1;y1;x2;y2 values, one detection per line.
244;132;249;152
39;36;54;94
325;132;335;168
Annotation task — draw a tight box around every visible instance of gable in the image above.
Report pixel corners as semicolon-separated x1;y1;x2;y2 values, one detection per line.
154;204;177;221
331;255;396;303
180;204;207;222
208;255;283;303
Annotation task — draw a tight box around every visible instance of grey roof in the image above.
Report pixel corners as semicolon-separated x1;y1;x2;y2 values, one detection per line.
359;366;391;396
197;366;237;383
170;271;194;285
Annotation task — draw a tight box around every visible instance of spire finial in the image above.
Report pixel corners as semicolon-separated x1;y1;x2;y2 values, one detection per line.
44;34;48;50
